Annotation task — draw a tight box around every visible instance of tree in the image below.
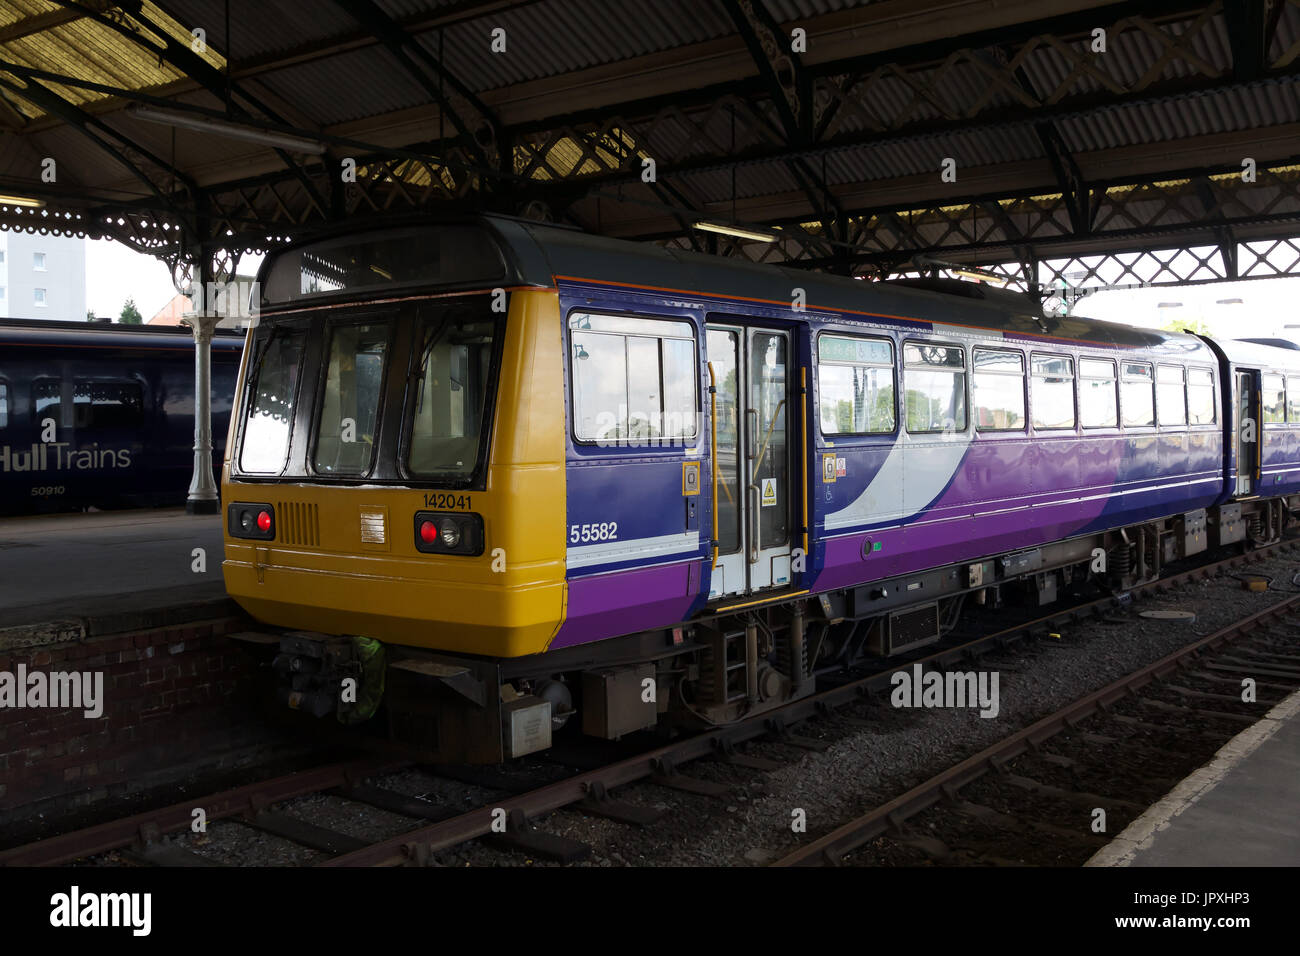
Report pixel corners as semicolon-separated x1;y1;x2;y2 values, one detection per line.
1160;316;1211;336
86;309;95;321
119;297;143;325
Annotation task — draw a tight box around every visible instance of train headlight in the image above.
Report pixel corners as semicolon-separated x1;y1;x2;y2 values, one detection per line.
439;517;461;548
228;502;275;540
413;511;483;556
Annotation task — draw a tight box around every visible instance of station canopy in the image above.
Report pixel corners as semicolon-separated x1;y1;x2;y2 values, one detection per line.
1;0;1299;293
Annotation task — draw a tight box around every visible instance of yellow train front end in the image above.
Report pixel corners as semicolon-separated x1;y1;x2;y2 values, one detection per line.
219;222;569;761
222;289;565;658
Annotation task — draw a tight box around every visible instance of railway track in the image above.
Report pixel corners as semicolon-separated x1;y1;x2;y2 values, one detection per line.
771;590;1300;866
3;540;1297;867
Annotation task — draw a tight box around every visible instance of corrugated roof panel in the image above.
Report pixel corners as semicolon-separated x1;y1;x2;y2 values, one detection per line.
0;0;225;118
675;161;800;202
1272;2;1300;65
1015;36;1107;100
427;0;737;92
256;46;433;126
157;0;359;62
1058;82;1300;153
1015;12;1234;103
764;0;884;18
374;0;473;18
822;124;1044;184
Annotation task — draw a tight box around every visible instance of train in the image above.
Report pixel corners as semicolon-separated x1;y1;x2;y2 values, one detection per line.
0;318;243;515
220;215;1300;763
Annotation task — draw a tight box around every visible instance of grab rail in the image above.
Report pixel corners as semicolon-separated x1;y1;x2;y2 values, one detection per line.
708;361;719;569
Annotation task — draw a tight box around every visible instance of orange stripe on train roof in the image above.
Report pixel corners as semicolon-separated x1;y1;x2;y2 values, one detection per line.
553;274;1140;350
257;283;554;316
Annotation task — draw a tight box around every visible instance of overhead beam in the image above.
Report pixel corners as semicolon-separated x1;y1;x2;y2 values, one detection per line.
330;0;502;170
1224;0;1272;80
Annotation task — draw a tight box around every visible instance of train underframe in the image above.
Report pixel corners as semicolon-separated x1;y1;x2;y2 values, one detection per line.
240;494;1297;765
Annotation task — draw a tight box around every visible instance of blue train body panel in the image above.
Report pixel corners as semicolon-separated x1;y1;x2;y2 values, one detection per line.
0;320;243;514
524;255;1300;649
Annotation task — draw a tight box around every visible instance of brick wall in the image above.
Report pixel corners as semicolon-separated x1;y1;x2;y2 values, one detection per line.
0;616;289;825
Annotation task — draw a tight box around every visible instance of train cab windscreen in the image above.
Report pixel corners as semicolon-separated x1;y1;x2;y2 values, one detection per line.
406;311;501;480
259;226;505;307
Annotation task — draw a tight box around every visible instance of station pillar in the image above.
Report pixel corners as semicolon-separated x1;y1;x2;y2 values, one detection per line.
182;310;221;515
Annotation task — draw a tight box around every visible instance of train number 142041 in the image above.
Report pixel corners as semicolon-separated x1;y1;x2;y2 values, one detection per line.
423;492;471;510
570;522;618;544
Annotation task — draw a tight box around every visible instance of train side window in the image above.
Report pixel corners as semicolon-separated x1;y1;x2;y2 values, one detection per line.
240;326;307;474
1188;368;1216;425
313;321;390;476
1289;376;1300;423
1079;358;1118;428
816;334;895;435
1031;354;1076;429
569;313;698;445
1156;365;1187;426
903;342;966;433
72;381;144;428
0;381;7;428
1261;373;1286;423
971;348;1025;431
1120;362;1155;427
33;379;61;422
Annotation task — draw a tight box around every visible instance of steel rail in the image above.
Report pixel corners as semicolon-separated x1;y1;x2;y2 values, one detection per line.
0;757;404;867
5;540;1294;867
770;591;1300;867
324;542;1299;866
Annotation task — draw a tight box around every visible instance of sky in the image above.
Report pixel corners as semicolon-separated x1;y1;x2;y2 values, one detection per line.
1072;274;1300;341
83;236;1300;339
85;237;263;321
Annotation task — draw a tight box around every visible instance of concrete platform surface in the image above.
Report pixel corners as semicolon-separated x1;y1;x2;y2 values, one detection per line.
1088;687;1300;867
0;508;232;636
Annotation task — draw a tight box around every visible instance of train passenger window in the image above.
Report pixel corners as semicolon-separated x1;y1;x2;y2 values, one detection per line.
72;381;144;428
1288;376;1300;422
903;342;966;433
1156;365;1187;426
313;322;390;476
817;334;895;435
1120;362;1155;427
407;314;501;477
0;381;7;428
33;379;61;422
1188;368;1216;425
1031;354;1075;429
569;313;698;445
240;326;307;474
1261;373;1286;424
972;348;1025;431
1079;358;1118;428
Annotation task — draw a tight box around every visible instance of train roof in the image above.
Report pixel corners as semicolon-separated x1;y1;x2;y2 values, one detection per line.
257;213;1216;358
0;317;243;351
499;216;1217;358
1215;336;1300;372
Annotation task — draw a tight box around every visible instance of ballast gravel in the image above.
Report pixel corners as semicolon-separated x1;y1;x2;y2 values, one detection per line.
86;550;1300;867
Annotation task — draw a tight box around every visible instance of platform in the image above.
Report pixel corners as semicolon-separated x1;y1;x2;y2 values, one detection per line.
0;508;235;639
1088;688;1300;867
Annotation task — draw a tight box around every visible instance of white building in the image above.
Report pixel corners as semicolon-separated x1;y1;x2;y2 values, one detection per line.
0;230;87;320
